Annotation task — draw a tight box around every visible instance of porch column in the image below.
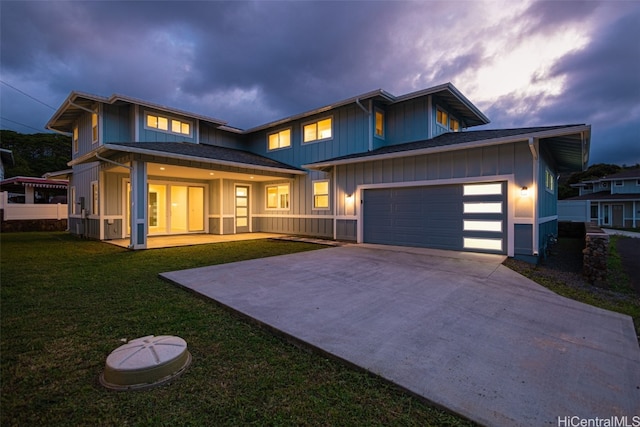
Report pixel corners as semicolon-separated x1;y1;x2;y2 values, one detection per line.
130;160;147;249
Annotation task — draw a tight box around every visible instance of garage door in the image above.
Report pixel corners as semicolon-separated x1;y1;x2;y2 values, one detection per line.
363;182;506;254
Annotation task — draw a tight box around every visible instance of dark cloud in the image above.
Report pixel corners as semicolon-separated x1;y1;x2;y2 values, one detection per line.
0;0;637;165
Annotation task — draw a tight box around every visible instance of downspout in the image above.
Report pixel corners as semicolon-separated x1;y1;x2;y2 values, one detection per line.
332;166;337;240
529;137;539;256
355;98;373;151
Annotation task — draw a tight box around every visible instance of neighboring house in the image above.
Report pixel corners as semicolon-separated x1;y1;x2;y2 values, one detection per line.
45;83;590;262
0;148;14;181
0;175;69;230
0;176;68;204
559;168;640;227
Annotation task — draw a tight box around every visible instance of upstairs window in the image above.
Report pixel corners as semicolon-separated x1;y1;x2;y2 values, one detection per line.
73;125;79;153
268;129;291;150
375;110;384;137
450;118;460;132
145;112;192;137
436;109;448;127
545;168;555;193
303;117;332;143
266;184;290;210
92;113;99;143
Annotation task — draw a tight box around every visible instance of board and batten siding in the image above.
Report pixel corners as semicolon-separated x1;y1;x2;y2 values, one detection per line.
103;104;132;143
137;107;197;143
384;97;430;146
333;141;536;256
247;104;369;168
251;170;333;238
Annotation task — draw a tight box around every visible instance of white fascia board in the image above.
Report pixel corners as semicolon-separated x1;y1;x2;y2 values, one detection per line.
108;94;227;126
245;89;396;134
93;144;306;175
303;125;591;169
393;82;490;125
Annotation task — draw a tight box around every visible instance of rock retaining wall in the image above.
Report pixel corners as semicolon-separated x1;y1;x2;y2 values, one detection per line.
583;224;609;286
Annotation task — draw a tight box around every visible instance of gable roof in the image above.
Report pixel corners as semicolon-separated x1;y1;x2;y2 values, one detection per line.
0;176;68;189
46;92;228;134
69;142;305;175
47;82;489;136
246;82;490;133
599;167;640;181
304;124;591;173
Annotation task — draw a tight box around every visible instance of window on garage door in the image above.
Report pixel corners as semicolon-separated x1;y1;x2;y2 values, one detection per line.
462;183;504;253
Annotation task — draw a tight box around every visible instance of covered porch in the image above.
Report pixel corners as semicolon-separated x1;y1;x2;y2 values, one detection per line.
70;142;305;249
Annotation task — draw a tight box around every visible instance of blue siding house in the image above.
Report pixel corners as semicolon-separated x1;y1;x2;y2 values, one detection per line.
559;168;640;227
46;83;591;261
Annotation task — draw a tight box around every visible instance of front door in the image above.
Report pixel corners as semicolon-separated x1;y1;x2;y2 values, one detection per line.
235;185;250;233
612;204;624;227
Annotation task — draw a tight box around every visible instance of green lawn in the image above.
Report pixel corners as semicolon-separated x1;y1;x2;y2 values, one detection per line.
0;232;470;427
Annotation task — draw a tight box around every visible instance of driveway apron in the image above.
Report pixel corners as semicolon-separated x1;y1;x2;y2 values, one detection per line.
161;245;640;426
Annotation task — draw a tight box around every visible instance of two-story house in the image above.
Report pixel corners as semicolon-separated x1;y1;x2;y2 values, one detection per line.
46;83;591;262
561;168;640;227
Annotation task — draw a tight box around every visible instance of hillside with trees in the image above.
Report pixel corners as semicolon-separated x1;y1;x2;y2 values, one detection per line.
0;130;71;178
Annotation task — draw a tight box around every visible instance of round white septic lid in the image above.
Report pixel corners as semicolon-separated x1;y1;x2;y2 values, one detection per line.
100;335;191;391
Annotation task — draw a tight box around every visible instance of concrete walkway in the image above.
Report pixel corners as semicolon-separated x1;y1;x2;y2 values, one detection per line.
160;245;640;426
602;228;640;238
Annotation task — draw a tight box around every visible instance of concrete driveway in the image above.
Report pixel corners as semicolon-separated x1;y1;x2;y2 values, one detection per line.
160;244;640;426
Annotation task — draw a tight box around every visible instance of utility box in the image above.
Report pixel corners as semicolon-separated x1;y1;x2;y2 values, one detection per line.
104;220;121;239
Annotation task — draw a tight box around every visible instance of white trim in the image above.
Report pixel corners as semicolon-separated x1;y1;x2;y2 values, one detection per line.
219;179;224;235
332;167;337;240
234;183;252;233
532;138;540;255
538;215;558;224
98;173;104;240
354;174;515;257
515;218;534;225
335;215;357;220
134;105;140;142
427;95;433;139
252;213;334;219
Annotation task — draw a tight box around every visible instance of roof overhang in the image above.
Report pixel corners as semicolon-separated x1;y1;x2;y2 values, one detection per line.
304;125;590;172
46;92;228;134
69;144;306;176
0;176;68;189
396;83;490;127
245;89;397;133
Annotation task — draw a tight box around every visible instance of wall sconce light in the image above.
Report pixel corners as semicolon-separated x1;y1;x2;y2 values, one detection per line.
345;194;354;203
520;186;529;197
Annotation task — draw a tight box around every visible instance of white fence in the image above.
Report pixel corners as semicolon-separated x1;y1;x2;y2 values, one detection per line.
0;191;68;220
558;200;590;222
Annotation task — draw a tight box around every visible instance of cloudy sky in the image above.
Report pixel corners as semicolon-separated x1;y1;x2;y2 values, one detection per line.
1;1;638;165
